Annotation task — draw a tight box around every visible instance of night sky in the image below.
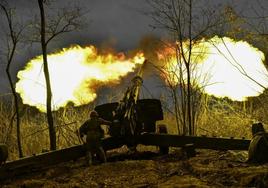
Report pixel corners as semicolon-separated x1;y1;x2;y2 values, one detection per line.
0;0;267;94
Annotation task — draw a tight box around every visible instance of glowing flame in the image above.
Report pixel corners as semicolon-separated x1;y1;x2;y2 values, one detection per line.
16;45;144;112
158;36;268;101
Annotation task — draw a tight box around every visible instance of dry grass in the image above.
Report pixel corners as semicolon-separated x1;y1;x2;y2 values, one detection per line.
0;101;94;160
0;95;264;160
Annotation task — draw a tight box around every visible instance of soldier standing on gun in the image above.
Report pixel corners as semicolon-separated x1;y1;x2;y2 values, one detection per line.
79;110;112;166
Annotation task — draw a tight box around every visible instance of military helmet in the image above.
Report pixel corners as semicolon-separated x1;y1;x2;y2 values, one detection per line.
90;110;99;118
252;122;265;136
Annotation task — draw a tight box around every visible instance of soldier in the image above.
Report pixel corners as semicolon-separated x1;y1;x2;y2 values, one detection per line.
248;122;268;163
251;122;265;136
0;143;8;165
79;110;112;166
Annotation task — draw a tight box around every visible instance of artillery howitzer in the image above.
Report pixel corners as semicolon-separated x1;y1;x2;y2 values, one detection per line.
0;60;253;180
94;60;168;152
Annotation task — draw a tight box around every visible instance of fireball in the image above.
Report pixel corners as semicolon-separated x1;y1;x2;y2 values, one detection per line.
158;36;268;101
16;45;144;112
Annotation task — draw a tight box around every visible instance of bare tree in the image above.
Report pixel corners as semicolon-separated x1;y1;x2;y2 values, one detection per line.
147;0;225;135
242;0;268;37
221;2;268;51
37;0;84;150
0;1;26;157
231;0;268;122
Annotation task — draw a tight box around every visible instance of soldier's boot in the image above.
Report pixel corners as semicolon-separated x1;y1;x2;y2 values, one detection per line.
85;151;93;166
98;147;107;163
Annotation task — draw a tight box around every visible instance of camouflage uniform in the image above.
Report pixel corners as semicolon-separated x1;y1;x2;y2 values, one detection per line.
79;111;111;166
248;123;268;163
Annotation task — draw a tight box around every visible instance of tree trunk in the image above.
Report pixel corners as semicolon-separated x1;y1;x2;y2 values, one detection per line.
186;66;192;135
6;47;23;158
172;87;180;134
38;0;56;150
1;3;24;158
187;0;193;135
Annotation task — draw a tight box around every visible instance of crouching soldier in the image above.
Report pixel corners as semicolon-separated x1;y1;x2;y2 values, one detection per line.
248;122;268;163
79;110;112;166
0;143;8;165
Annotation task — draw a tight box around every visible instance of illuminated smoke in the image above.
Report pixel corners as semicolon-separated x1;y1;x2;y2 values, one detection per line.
16;36;268;113
158;36;268;101
16;45;144;112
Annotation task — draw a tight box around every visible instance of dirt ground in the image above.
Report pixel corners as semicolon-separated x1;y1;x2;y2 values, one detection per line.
1;147;268;188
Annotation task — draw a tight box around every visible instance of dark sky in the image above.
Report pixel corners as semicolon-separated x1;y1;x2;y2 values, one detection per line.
0;0;164;93
0;0;267;94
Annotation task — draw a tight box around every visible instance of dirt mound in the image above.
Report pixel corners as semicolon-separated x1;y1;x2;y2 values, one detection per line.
1;149;268;187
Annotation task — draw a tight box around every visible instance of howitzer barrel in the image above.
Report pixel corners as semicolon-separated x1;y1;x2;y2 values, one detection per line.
112;60;148;135
131;60;148;104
